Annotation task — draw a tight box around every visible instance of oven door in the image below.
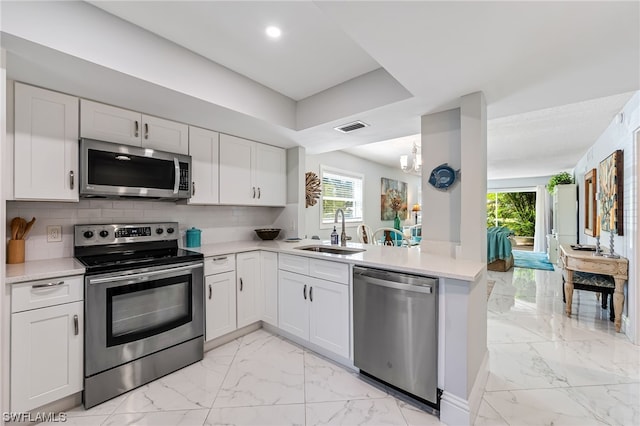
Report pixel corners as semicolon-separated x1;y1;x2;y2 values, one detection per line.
85;261;204;377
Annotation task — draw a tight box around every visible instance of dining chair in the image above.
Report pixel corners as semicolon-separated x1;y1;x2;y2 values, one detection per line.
357;224;374;244
372;227;410;247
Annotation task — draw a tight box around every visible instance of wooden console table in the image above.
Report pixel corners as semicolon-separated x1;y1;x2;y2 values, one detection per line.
560;244;628;332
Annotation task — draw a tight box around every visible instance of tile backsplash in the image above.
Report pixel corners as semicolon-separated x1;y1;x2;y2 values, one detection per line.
6;199;284;261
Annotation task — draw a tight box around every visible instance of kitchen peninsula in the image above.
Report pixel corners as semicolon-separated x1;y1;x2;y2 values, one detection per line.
5;238;487;424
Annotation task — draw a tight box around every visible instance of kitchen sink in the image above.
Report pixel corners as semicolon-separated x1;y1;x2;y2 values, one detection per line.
295;245;366;255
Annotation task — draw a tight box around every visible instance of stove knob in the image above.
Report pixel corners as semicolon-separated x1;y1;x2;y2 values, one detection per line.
99;230;109;238
156;228;164;235
166;227;175;234
83;230;94;239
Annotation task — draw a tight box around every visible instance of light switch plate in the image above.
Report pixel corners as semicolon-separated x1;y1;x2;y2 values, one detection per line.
47;225;62;242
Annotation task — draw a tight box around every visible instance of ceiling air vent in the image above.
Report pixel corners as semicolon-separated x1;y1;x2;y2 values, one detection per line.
334;120;369;133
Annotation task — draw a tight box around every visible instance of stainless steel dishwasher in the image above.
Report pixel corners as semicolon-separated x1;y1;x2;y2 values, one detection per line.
353;266;438;406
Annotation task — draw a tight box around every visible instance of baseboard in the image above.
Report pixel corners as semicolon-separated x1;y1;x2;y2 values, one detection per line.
440;350;489;426
262;323;355;370
203;322;261;353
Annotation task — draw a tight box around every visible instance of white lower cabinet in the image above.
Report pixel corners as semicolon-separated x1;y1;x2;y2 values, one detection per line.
278;271;310;339
205;271;237;341
204;254;237;341
11;299;83;412
278;256;350;359
307;276;350;357
261;251;279;327
236;251;262;328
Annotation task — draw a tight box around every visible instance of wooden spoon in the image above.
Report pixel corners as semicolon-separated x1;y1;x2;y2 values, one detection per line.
17;218;27;240
10;217;20;240
21;217;36;240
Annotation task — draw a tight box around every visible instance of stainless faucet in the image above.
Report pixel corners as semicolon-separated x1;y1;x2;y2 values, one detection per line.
334;209;348;246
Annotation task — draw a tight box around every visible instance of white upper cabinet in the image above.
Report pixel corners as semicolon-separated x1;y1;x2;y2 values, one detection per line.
219;134;254;205
14;82;79;201
80;99;141;146
80;99;188;154
188;126;219;205
141;114;189;154
255;142;287;206
219;134;286;206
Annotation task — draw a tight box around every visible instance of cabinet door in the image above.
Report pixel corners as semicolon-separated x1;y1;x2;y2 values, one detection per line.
254;143;286;206
261;251;278;327
205;271;237;341
219;134;254;205
236;251;262;328
278;271;309;340
14;83;79;201
188;127;219;204
80;99;141;146
142;114;189;154
11;301;83;412
308;277;350;359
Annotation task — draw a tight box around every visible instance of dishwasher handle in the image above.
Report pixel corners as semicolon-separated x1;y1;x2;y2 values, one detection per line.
354;266;435;294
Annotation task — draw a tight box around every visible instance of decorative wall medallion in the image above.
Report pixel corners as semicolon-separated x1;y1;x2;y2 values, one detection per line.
305;171;321;207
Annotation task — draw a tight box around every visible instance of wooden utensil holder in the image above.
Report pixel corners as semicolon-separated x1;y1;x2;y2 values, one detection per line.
7;239;25;264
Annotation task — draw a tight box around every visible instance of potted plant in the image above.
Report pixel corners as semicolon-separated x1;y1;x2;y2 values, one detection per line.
547;172;574;194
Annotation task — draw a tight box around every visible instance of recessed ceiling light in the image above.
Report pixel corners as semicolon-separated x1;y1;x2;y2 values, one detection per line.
265;26;282;39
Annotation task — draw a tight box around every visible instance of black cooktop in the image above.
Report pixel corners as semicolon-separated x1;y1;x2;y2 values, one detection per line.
76;245;203;275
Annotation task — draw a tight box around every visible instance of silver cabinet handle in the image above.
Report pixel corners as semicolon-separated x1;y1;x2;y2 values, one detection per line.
208;284;212;300
173;158;180;194
361;275;433;294
303;284;307;300
240;278;243;291
212;256;228;262
73;315;79;335
89;263;203;284
32;280;64;289
144;122;149;139
310;286;313;302
257;187;261;199
69;171;74;190
134;120;139;137
192;182;196;196
252;187;256;199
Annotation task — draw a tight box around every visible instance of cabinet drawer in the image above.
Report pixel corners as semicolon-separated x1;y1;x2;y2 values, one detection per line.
309;259;349;285
204;254;236;275
279;254;310;275
12;276;83;313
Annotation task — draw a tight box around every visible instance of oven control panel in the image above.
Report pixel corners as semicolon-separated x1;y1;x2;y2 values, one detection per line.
74;222;179;246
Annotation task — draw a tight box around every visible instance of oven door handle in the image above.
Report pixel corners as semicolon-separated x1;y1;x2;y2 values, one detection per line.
88;263;202;285
173;158;180;194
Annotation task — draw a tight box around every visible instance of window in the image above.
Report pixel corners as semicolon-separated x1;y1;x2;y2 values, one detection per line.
320;165;364;226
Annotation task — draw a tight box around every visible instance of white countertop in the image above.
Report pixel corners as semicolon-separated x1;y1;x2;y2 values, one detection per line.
191;239;484;282
5;257;86;284
4;239;484;284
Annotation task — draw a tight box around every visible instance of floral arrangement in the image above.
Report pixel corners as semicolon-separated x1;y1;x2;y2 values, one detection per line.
389;190;403;212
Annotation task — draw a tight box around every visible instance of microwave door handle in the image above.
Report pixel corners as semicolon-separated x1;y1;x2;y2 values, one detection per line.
173;158;180;194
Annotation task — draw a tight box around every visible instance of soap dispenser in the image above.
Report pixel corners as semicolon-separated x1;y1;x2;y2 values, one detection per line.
330;226;338;245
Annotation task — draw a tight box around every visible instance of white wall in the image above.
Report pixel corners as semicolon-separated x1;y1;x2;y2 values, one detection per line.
6;200;284;261
574;91;639;342
304;151;420;240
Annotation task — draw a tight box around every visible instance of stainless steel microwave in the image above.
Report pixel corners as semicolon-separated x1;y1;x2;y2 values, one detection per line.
80;138;191;200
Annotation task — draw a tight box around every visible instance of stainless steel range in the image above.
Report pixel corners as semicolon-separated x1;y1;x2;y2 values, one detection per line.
74;222;204;408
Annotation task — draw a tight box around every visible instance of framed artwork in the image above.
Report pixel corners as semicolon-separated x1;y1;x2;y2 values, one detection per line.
598;150;623;235
583;168;597;236
380;178;408;220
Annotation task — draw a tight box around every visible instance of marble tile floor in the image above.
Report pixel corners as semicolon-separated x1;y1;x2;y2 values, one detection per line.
50;266;638;425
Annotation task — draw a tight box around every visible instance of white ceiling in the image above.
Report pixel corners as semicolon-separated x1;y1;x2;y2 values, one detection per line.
4;1;639;180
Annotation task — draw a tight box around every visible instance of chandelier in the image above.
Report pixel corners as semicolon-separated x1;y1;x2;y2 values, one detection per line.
400;142;422;174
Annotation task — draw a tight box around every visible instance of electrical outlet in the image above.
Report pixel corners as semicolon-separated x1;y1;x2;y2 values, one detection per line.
47;225;62;242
